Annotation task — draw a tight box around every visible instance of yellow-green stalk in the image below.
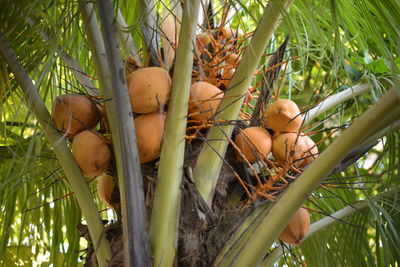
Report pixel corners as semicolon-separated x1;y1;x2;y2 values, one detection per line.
149;1;200;266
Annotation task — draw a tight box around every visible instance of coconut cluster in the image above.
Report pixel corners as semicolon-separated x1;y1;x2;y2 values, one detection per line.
126;67;171;164
192;26;253;109
234;99;318;168
195;28;241;90
51;93;113;207
51;94;111;176
50;66;172;207
232;99;317;244
267;99;318;168
188;27;253;122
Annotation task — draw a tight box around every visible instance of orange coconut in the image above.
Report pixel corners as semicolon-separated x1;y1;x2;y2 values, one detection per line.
278;207;310;245
265;99;304;133
219;68;235;89
189;81;223;121
127;67;172;113
134;112;167;164
97;173;115;208
226;53;241;66
52;94;101;137
72;130;112;177
300;135;319;167
235;127;272;163
217;27;236;39
272;133;318;167
196;32;211;47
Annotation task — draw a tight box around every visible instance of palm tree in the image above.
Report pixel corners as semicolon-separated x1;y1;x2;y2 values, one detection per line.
0;0;399;266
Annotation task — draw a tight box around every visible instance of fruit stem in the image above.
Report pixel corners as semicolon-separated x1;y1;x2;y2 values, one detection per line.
116;9;141;63
304;83;370;124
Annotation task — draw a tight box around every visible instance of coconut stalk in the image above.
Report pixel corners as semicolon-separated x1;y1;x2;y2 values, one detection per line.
149;0;200;266
361;116;400;146
89;1;152;266
261;185;400;266
79;1;110;91
214;87;400;267
251;37;289;126
25;17;98;96
0;32;111;267
116;9;141;62
160;9;179;71
139;0;160;66
305;83;370;124
358;106;400;144
193;0;295;205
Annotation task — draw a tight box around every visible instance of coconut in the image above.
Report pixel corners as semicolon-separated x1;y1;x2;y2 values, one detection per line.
226;53;241;66
72;130;112;177
265;99;304;133
235;127;272;163
196;32;211;47
189;81;223;121
272;132;305;165
127;67;172;113
217;27;236;39
97;173;115;208
272;132;318;167
278;207;310;245
134;112;167;164
219;68;235;89
52;94;101;137
300;135;319;167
